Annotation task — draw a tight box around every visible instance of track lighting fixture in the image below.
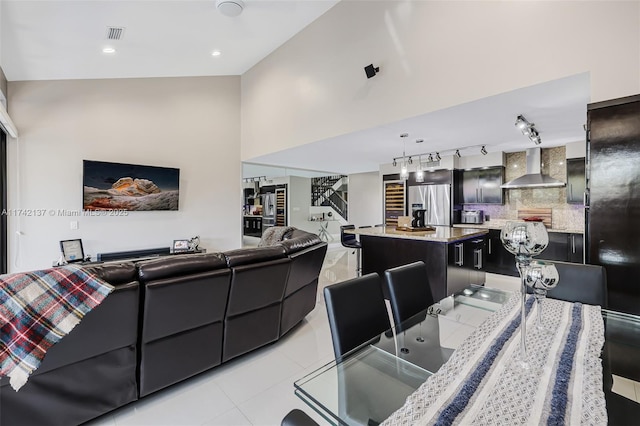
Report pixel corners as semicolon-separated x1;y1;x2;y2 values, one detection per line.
481;145;488;155
515;114;542;145
408;157;413;165
455;150;461;158
435;152;441;161
392;159;397;167
428;153;434;162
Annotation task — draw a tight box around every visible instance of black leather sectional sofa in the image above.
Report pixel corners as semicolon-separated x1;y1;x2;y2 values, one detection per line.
0;228;327;426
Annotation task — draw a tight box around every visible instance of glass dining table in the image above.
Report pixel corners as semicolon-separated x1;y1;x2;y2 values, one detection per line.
294;285;640;425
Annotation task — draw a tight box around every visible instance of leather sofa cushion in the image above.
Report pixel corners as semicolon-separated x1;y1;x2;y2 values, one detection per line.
139;323;223;397
0;346;138;426
280;230;323;254
83;261;138;284
226;258;291;317
141;269;231;343
224;245;286;267
137;253;227;282
284;243;327;297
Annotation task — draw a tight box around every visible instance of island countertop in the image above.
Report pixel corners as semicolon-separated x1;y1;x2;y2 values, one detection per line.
452;221;584;234
345;225;488;243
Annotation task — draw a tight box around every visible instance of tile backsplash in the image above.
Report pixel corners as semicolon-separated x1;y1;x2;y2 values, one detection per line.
464;146;585;231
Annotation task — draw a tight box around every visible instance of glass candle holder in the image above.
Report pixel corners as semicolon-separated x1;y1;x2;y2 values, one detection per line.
500;221;549;370
525;260;559;331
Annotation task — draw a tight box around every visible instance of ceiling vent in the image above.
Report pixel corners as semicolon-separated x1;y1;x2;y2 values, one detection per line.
105;27;125;40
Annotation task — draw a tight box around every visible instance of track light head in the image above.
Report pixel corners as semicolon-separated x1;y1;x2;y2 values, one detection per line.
408;156;413;165
455;150;461;158
435;152;441;161
481;145;488;155
392;159;397;167
428;153;433;162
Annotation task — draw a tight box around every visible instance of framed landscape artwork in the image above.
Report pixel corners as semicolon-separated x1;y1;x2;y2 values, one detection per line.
83;160;180;211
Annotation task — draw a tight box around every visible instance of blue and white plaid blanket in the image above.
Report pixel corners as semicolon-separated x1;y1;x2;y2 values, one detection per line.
383;294;607;425
0;264;113;391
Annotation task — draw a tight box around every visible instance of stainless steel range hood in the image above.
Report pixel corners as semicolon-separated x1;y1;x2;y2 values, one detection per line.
501;148;565;189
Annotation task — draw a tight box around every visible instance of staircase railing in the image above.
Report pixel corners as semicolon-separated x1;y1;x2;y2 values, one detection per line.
311;175;348;221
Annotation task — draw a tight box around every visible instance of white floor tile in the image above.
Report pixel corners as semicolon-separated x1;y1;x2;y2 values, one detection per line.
86;413;116;426
237;376;329;426
113;378;235;426
202;407;252;426
212;347;306;405
276;308;334;369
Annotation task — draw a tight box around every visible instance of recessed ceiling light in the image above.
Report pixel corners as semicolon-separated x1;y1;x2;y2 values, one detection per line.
102;47;116;54
211;50;222;57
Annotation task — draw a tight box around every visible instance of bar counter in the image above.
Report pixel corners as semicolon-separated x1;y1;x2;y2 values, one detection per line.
347;226;489;301
345;225;488;243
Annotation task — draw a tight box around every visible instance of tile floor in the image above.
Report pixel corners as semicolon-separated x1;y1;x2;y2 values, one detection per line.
88;244;637;425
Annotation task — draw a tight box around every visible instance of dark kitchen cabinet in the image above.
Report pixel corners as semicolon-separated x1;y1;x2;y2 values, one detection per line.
484;229;519;277
484;230;584;276
568;233;584;263
462;167;504;204
537;232;569;262
243;216;262;237
537;232;584;264
448;237;487;293
566;158;585;204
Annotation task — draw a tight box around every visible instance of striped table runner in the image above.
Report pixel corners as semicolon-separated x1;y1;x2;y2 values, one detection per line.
383;293;607;426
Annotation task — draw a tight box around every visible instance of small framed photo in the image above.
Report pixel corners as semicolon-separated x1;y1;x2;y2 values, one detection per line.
173;239;190;252
60;239;85;263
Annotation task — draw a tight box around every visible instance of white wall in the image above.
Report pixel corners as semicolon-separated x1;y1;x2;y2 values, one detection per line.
241;1;640;162
348;172;382;227
287;175;311;230
7;76;241;272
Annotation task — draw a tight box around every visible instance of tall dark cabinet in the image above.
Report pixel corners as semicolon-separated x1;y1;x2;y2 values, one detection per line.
566;158;585;204
587;94;640;315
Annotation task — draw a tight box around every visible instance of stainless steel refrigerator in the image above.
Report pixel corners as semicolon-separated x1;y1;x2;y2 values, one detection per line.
262;192;276;229
407;184;451;226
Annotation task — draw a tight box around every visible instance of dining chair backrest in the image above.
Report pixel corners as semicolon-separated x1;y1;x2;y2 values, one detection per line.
384;261;435;327
340;225;359;248
544;261;608;307
323;273;391;359
281;409;319;426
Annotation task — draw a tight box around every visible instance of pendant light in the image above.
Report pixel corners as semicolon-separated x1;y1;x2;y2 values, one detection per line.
399;133;409;180
415;155;424;183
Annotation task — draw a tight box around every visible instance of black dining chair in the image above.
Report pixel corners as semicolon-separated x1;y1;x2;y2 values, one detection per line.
324;273;391;359
340;224;362;277
281;409;319;426
383;261;435;328
529;261;608;307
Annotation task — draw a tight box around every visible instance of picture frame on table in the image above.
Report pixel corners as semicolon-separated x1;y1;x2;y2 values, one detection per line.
60;239;85;263
172;239;190;252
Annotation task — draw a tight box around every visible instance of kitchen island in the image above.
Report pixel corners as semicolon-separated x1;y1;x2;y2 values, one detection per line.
345;226;489;301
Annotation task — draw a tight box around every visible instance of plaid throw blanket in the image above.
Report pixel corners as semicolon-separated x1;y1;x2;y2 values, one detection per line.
0;264;113;391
